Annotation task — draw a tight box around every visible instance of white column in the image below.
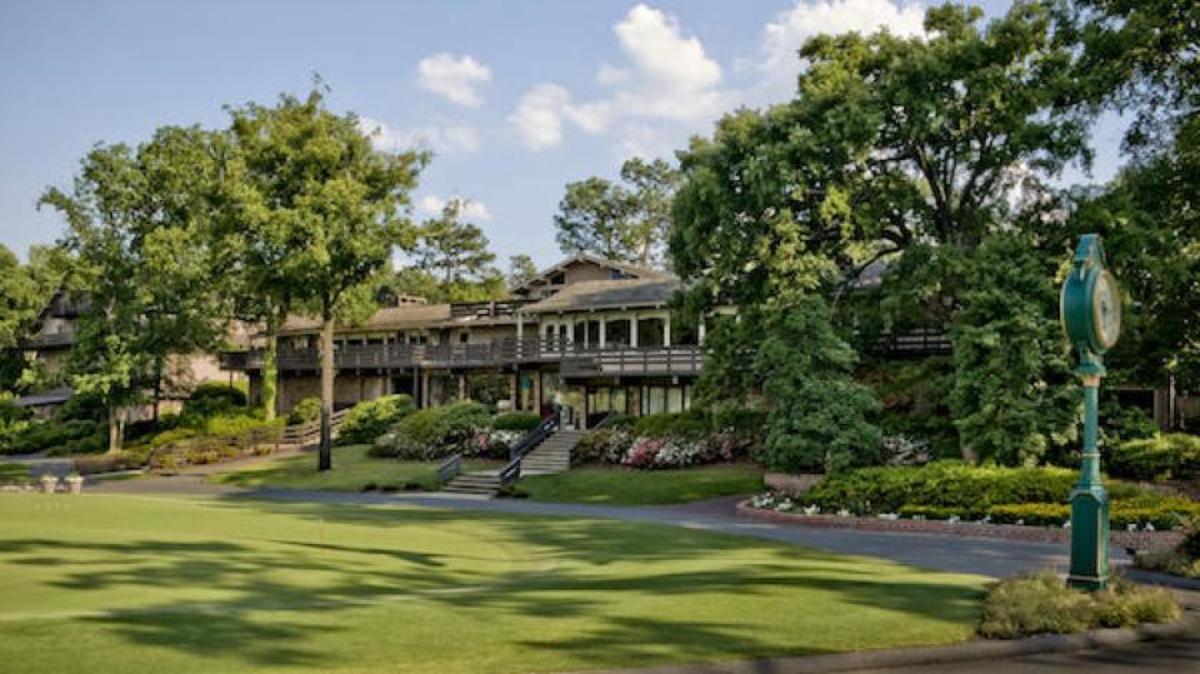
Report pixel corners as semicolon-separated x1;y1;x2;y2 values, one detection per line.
599;317;607;348
698;317;706;344
630;313;639;348
516;314;524;341
663;312;671;347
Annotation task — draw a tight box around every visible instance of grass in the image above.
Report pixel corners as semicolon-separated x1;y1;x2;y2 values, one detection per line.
516;463;765;505
0;462;31;484
211;444;498;492
0;492;986;674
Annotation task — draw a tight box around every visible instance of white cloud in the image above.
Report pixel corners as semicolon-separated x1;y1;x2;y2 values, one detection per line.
507;83;614;152
758;0;926;98
418;194;493;222
357;117;481;154
417;53;492;107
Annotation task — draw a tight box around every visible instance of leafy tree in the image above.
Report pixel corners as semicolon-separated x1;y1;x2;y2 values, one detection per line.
949;233;1078;465
507;254;538;288
0;246;43;351
224;89;426;470
39;127;229;450
555;157;679;266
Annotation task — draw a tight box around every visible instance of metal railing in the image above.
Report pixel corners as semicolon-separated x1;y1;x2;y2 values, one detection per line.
499;410;561;486
876;327;951;357
437;453;462;483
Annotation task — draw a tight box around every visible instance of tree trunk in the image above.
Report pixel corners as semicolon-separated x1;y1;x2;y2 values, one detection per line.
318;313;335;471
106;407;124;454
152;356;163;428
261;312;280;420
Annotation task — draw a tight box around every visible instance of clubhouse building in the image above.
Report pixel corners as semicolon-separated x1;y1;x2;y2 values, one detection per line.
220;255;726;429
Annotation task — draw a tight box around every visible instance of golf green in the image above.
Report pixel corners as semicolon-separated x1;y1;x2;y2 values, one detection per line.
0;493;987;673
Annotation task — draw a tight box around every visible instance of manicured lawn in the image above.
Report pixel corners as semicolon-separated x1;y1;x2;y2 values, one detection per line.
517;463;765;505
0;492;986;674
211;444;498;492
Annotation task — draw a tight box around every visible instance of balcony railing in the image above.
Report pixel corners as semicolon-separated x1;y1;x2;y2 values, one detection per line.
220;337;704;377
21;331;75;349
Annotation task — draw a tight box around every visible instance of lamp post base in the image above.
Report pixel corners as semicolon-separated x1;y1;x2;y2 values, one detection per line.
1067;487;1110;591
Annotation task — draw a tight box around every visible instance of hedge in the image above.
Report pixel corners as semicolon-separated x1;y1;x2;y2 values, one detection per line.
288;397;321;425
371;401;491;460
183;382;247;419
492;411;541;432
1107;434;1200;482
633;409;710;438
337;395;416;446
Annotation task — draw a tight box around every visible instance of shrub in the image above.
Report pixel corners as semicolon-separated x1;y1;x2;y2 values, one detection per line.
337;395;416;446
288;397;322;425
183;381;248;418
978;571;1178;639
1182;520;1200;559
633;409;710;438
73;449;149;475
1108;434;1200;482
492;411;541;432
0;418;104;455
372;401;492;460
573;428;634;465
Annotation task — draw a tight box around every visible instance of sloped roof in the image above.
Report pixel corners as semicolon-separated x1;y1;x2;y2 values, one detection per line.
511;253;671;294
522;278;680;313
279;304;453;335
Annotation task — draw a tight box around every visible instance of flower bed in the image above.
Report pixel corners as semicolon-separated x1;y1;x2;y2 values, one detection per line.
572;422;751;470
737;497;1183;549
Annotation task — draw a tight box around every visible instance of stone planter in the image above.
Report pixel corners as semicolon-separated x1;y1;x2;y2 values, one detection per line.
65;475;84;495
39;475;59;494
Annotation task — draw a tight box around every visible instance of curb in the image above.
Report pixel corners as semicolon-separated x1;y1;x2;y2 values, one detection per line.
566;614;1199;674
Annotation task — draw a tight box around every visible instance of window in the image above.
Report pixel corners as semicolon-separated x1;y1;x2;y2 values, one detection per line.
550;272;565;285
459;332;469;344
667;387;684;413
606;318;630;347
638;318;665;347
644;386;666;415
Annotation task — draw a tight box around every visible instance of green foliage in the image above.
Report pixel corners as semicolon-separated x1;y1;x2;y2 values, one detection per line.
182;382;247;419
633;409;710;438
1107;434;1200;482
949;234;1078;465
756;298;881;473
978;571;1178;639
413;198;498;285
337;394;416;446
0;418;104;456
555;157;679;266
371;401;491;460
507;254;538;289
492;411;541;432
870;358;959;460
288;397;321;426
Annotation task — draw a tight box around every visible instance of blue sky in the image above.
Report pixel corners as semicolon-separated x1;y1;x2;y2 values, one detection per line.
0;0;1121;268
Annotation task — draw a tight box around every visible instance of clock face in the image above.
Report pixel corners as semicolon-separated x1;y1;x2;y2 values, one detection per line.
1091;270;1121;351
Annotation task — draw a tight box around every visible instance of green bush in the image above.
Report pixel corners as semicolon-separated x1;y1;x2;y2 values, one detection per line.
573;428;634;465
183;382;248;419
1108;434;1200;482
337;395;416;446
372;401;491;460
288;397;322;425
633;409;710;438
978;571;1178;639
1182;521;1200;559
0;418;104;455
492;411;541;432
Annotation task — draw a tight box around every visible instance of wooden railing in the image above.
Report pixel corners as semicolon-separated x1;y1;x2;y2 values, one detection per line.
876;327;951;357
221;339;705;376
499;410;561;486
279;408;351;446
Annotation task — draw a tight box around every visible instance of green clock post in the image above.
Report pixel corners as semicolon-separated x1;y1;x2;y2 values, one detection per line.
1060;234;1122;590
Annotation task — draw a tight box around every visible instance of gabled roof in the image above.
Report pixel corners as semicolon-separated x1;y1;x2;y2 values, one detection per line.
522;277;680;314
511;253;671;295
279;304;454;335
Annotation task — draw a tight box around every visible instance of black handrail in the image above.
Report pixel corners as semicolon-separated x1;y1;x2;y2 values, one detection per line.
437;453;462;483
499;409;560;486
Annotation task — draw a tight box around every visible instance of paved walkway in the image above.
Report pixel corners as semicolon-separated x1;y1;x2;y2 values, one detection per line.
851;636;1200;673
91;474;1112;579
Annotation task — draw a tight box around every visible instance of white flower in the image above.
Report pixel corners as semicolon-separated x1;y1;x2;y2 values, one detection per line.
948;515;961;524
803;504;820;516
837;509;852;518
1127;523;1138;532
1145;523;1156;532
1063;520;1071;528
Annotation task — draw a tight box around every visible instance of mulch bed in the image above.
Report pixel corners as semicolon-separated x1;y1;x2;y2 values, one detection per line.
736;501;1184;550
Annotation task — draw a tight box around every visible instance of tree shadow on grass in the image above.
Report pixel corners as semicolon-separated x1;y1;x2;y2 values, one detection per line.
0;498;984;670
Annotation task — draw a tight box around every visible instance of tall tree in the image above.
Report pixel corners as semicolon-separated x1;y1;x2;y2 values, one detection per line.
554;157;679;266
39;127;229;450
507;254;538;289
414;198;497;285
224;89;426;471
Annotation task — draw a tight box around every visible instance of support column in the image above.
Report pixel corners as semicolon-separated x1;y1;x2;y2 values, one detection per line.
1069;375;1110;590
421;371;430;409
599;317;607;348
533;372;543;415
663;312;672;347
458;374;467;400
698;317;706;344
630;314;639;348
509;371;518;410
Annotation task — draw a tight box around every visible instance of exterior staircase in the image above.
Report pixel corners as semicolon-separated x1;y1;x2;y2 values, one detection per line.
519;429;583;474
440;425;584;496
